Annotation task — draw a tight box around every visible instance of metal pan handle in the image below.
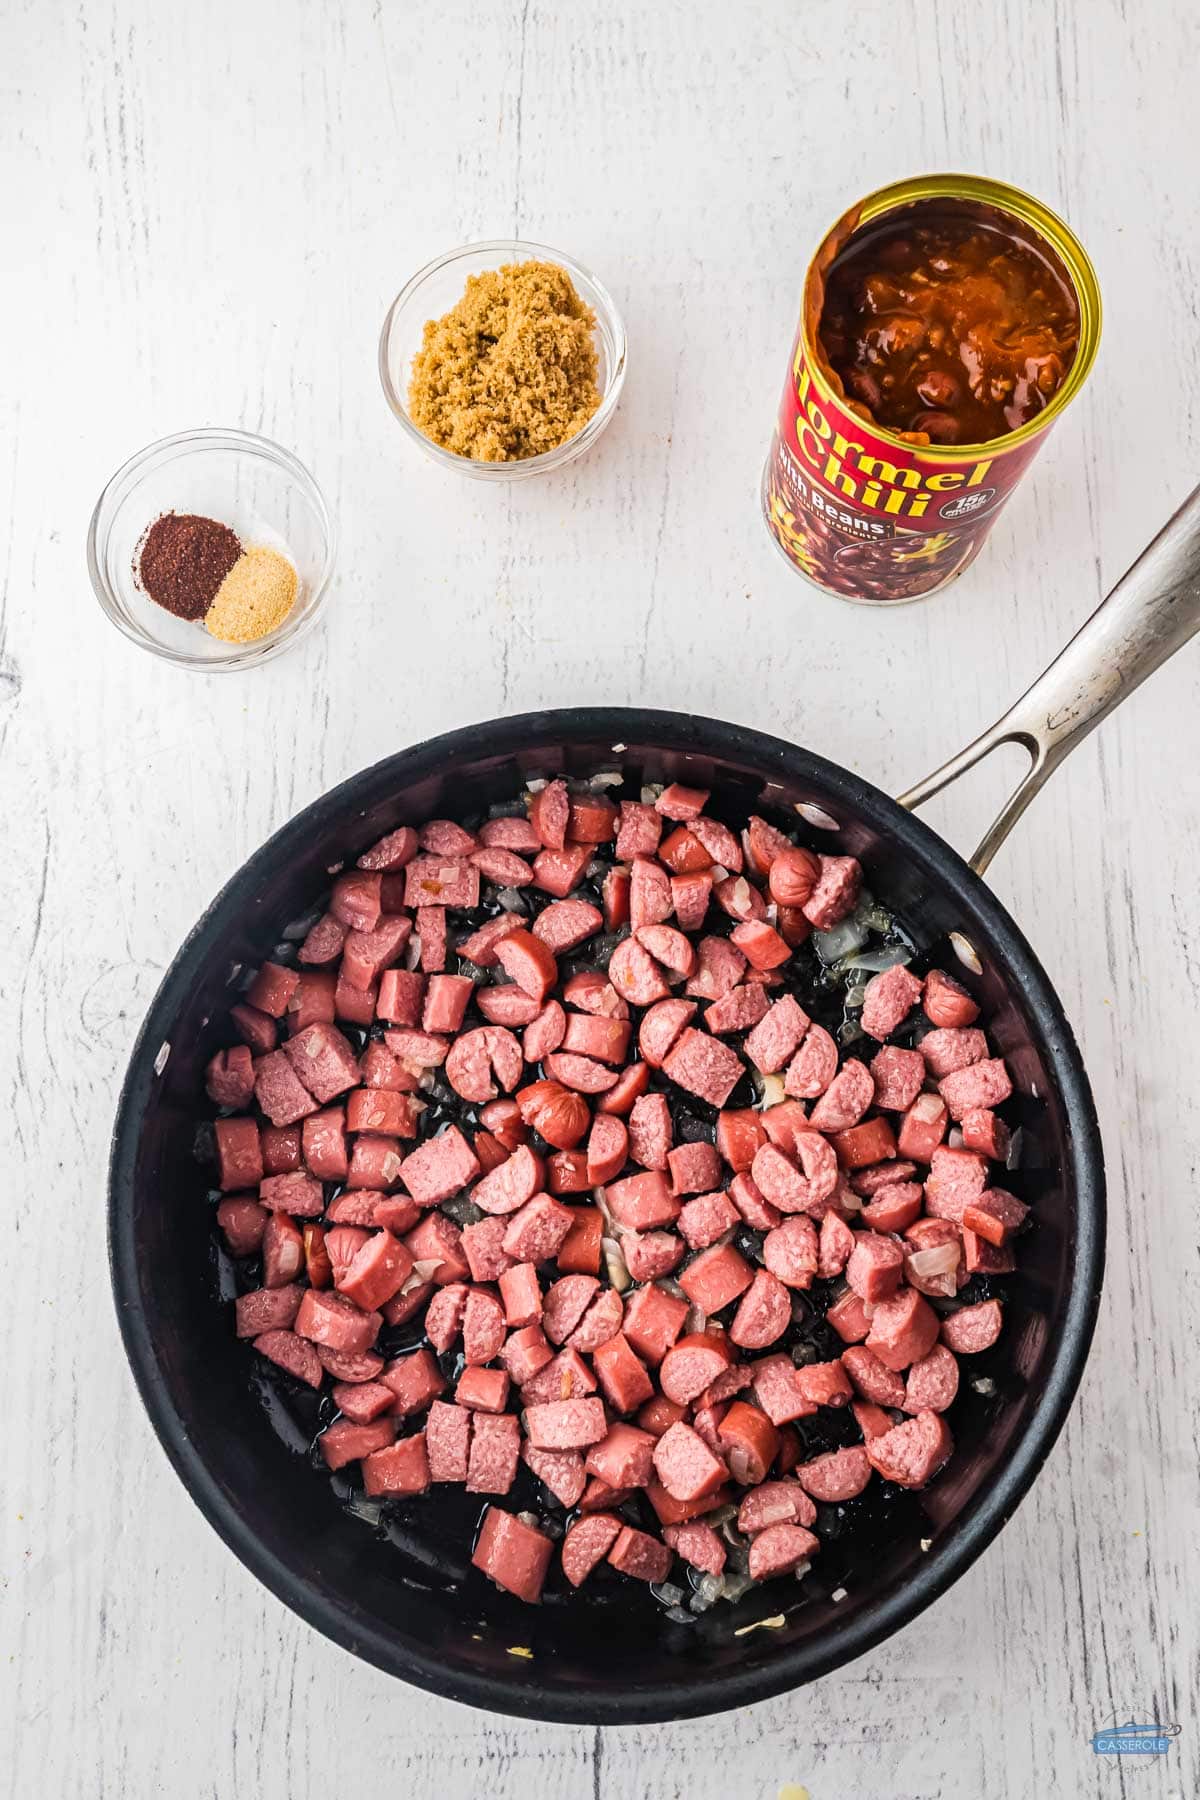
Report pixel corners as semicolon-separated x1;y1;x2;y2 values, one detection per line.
898;482;1200;875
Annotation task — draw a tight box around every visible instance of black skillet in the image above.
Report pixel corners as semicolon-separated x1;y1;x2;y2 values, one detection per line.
108;488;1200;1723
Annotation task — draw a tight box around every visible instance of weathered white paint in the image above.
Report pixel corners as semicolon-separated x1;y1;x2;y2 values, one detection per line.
2;0;1198;1794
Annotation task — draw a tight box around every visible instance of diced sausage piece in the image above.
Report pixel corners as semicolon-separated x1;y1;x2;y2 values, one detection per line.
627;858;672;935
666;1140;722;1196
866;1409;953;1489
730;919;790;972
636;923;696;978
744;813;794;878
560;1013;631;1066
655;782;710;821
802;854;862;930
817;1210;855;1278
260;1123;303;1175
903;1219;967;1298
784;1022;839;1100
425;1399;472;1482
517;1079;590;1149
715;874;767;922
503;1325;556;1387
253;1052;319;1129
861;1181;925;1235
686;936;747;1001
562;970;629;1021
903;1342;960;1414
542;1274;601;1346
334;973;377;1027
459;1288;506;1366
737;1479;817;1534
523;1000;567;1065
288;971;338;1035
319;1415;396;1469
456;1366;511;1412
525;1397;608;1450
522;1442;587;1508
299;1106;346;1182
404;1212;470;1285
533;899;604;953
284;1022;361;1105
585;1113;628;1187
520;1343;595;1403
501;1193;574;1264
381;1281;433;1327
217;1195;269;1257
670;869;714;931
473;1506;553;1602
294;1288;382;1355
712;1101;770;1173
662;1520;726;1576
923;968;981;1028
897;1092;949;1161
763;1214;818;1288
963;1228;1015;1275
330;871;383;932
622;1283;690;1366
561;1512;623;1587
704;984;771;1037
622;1230;685;1282
717;1400;780;1485
299;912;348;966
750;1143;809;1213
347;1136;407;1192
861;965;923;1041
470;846;534;887
607;1523;673;1586
850;1158;919;1197
678;1188;739;1251
602;866;631;932
235;1285;303;1338
493;929;557;1006
457;913;525;969
962;1187;1029;1246
652;1421;727;1502
940;1298;1003;1356
325;1225;371;1285
743;995;810;1077
605;1169;679;1231
826;1289;871;1344
466;1412;522;1495
567;1287;625;1355
524;778;570;852
418;819;477;857
403;856;480;912
414;906;447;973
206;1045;256;1110
865;1288;940;1372
920;1027;989;1078
357;823;419;871
591;1332;655;1413
939;1058;1014;1119
252;1328;323;1388
853;1400;893;1442
727;1174;778;1235
841;1345;907;1408
471;1144;545;1217
688;1400;728;1457
688;814;743;872
586;1422;656;1490
343;916;413;991
831;1117;897;1171
547;1148;589;1194
478;1129;514;1175
381;1348;446;1416
608;936;672;1006
748;1521;820;1580
638;999;696;1070
259;1171;324;1217
375;970;424;1029
337;1230;414;1312
418;974;472;1036
532;844;593;897
399;1125;481;1206
846;1232;905;1302
808;1060;874;1133
924;1147;989;1222
345;1090;419;1139
232;1003;277;1052
960;1107;1011;1161
678;1244;754;1317
868;1046;925;1114
627;1093;673;1172
481;1097;528;1152
215;1117;265;1191
765;844;820;907
363;1433;431;1497
320;1344;388;1384
616;800;663;860
497;1262;542;1329
332;1380;396;1424
644;1476;734;1527
730;1269;791;1350
557;1206;604;1275
662;1027;745;1109
797;1358;853;1409
796;1444;872;1501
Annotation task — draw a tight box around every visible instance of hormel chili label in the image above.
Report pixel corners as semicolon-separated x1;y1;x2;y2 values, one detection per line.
764;332;1045;604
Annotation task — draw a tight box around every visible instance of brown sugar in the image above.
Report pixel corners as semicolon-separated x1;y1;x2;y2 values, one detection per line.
407;259;602;462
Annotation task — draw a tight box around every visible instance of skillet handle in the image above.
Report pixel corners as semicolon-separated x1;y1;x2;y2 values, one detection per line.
898;481;1200;875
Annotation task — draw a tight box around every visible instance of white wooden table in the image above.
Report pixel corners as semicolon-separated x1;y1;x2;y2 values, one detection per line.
3;1;1198;1794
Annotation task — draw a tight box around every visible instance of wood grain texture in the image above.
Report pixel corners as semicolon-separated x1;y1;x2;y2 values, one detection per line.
2;0;1198;1794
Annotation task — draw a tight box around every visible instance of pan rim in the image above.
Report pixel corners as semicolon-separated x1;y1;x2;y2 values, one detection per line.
108;705;1105;1724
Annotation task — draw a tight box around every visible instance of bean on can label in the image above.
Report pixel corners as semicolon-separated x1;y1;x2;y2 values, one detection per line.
762;174;1102;606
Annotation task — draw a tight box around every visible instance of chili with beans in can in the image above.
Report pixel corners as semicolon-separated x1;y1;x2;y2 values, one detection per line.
762;174;1101;606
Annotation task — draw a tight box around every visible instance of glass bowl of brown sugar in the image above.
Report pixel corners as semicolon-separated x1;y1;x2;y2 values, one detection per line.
87;428;335;670
379;240;627;481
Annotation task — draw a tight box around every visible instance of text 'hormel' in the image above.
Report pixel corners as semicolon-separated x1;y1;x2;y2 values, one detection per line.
792;355;992;519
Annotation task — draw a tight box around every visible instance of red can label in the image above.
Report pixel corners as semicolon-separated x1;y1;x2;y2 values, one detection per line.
764;331;1048;603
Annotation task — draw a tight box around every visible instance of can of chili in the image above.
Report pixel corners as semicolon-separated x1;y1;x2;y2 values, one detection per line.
762;174;1101;604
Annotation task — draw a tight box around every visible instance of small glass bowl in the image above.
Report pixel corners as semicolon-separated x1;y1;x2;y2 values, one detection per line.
379;239;627;481
88;429;335;670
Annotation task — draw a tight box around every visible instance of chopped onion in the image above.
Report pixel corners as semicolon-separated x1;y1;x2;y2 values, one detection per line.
795;801;839;831
1006;1127;1024;1171
586;859;607;880
496;887;526;912
919;1539;932;1553
947;1125;964;1149
837;946;912;975
525;778;547;794
684;1302;708;1334
442;1193;484;1226
813;914;870;962
345;1494;385;1527
487;799;528;819
658;1276;687;1302
950;930;983;975
325;860;345;876
282;908;322;942
640;783;664;804
721;1571;754;1605
758;1072;786;1110
665;1605;695;1625
651;1580;685;1607
838;1020;865;1046
831;1583;848;1601
971;1375;997;1395
589;771;624;789
840;1187;863;1212
906;1242;960;1280
610;742;628;754
726;1444;754;1485
517;1510;540;1530
690;1571;726;1612
602;1236;632;1292
404;933;423;969
844;983;868;1010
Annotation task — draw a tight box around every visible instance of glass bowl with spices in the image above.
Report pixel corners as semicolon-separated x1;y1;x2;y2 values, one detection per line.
379;240;627;480
88;428;335;669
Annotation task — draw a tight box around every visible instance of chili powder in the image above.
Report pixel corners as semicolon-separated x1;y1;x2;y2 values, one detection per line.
137;513;242;620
